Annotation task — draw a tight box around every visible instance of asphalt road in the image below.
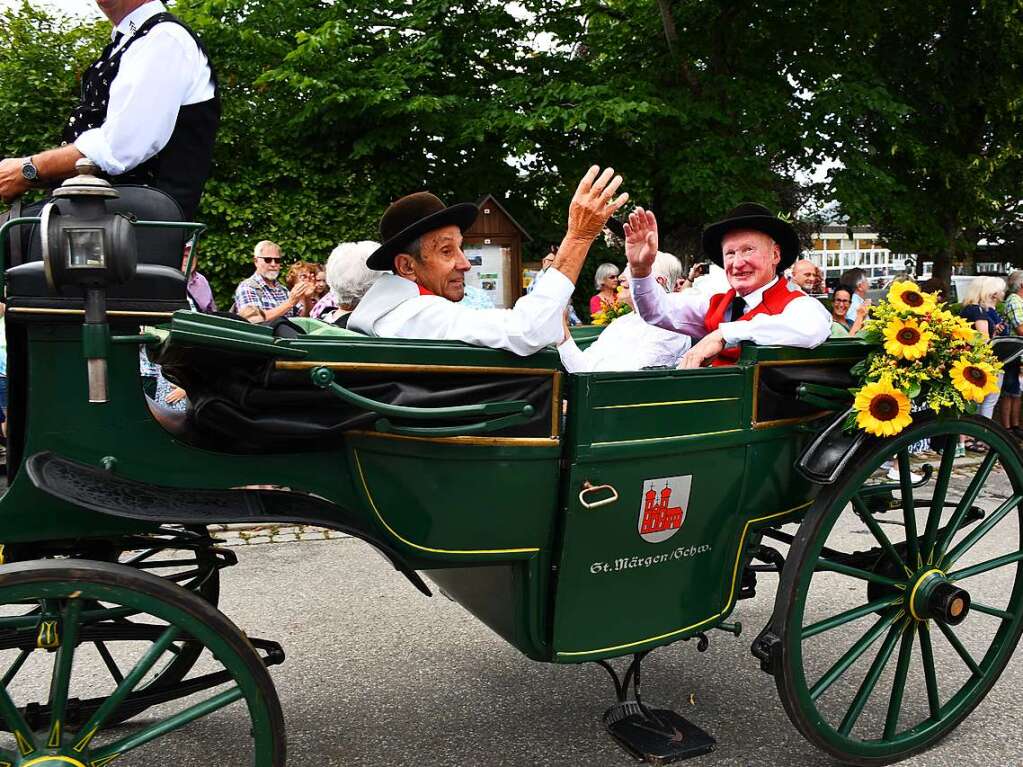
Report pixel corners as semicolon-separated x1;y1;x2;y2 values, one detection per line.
5;461;1022;766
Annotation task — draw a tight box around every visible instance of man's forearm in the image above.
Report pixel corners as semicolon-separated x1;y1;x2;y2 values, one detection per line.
33;145;85;184
551;235;594;284
261;300;296;323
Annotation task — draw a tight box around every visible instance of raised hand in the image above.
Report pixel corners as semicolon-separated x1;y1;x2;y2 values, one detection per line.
566;165;629;243
624;207;658;278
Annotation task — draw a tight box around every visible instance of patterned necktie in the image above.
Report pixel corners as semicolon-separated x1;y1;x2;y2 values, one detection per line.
101;31;124;59
729;294;747;321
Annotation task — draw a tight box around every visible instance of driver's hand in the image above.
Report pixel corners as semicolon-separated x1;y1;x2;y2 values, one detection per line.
0;158;30;203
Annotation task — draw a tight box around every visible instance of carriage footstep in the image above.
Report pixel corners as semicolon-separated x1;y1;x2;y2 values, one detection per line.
603;701;716;764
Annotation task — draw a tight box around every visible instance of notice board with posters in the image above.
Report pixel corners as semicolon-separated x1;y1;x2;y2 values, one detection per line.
462;194;532;309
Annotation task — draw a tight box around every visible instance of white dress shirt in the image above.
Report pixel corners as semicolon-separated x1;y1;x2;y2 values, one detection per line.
348;270;573;356
632;275;831;349
557;312;692;372
74;1;215;176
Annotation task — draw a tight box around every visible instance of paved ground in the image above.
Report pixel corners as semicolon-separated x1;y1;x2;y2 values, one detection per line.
4;451;1022;766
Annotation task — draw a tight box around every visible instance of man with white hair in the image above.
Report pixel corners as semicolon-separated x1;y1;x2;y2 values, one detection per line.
233;240;314;323
557;252;691;372
318;241;382;326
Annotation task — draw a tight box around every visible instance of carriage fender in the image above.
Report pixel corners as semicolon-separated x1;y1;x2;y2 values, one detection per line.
795;406;870;486
23;450;432;597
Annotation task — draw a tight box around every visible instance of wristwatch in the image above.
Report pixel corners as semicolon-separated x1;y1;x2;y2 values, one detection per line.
20;158;39;183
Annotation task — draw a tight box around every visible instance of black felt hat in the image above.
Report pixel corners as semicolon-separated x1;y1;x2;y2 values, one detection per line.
366;192;479;271
701;202;800;270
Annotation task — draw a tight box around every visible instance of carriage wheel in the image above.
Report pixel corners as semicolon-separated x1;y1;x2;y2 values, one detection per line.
0;559;284;765
775;415;1023;765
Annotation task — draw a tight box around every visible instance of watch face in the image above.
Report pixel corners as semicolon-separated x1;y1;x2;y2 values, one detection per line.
21;161;38;181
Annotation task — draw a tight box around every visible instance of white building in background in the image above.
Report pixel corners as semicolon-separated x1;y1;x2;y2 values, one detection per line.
803;225;920;285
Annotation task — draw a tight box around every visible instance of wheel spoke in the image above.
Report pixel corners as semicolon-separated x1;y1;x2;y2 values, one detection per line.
851;495;910;575
838;619;905;736
948;550;1023;582
970;601;1015;621
71;625;181;752
921;441;957;561
802;595;905;640
942;493;1023;569
936;621;982;677
89;684;244;760
897;449;921;568
94;640;125;685
918;623;941;718
815;558;908;589
810;609;903;701
47;597;84;748
0;648;30;687
0;681;37;756
883;623;916;739
935;451;999;558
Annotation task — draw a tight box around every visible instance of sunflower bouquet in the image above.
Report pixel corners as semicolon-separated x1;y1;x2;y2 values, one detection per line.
591;294;632;326
849;280;1002;437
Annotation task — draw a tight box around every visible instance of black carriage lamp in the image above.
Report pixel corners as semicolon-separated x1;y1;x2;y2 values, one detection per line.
40;157;137;403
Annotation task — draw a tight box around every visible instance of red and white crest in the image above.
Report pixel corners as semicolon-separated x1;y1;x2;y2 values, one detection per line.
637;475;691;543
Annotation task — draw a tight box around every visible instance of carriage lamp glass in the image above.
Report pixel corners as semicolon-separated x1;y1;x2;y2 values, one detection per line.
65;228;106;268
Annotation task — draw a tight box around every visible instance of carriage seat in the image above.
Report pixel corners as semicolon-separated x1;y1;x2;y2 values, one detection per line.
755;360;857;424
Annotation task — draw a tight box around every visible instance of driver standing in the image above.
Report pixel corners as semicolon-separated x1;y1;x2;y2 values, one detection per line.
0;0;219;220
625;203;831;368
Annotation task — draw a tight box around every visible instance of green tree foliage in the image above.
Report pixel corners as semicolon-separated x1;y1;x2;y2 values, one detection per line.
806;0;1023;285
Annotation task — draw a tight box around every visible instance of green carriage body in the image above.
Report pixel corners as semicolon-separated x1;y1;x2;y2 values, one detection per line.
0;304;866;665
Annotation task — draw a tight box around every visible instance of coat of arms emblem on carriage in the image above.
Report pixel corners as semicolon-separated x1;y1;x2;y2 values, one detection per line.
638;475;691;543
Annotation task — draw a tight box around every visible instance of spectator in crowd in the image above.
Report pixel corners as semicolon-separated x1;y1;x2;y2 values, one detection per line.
829;286;868;336
529;246;580;325
998;270;1023;436
284;260;320;317
840;267;870;322
182;242;216;313
557;254;691;372
234;240;314;323
315;265;328;300
589;262;621;318
310;289;338;320
671;259;711;294
791;259;824;294
320;241;381;326
960;276;1007;429
349;165;628;354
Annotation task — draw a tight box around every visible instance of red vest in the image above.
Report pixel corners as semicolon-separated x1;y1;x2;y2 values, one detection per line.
704;279;806;365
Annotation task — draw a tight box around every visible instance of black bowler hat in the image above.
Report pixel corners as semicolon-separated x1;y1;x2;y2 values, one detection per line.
366;192;479;271
701;202;800;270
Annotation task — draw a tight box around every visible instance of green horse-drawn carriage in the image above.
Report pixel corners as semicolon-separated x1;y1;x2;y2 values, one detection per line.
0;166;1020;766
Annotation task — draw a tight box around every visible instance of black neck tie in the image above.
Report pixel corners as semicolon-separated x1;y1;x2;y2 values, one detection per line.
729;294;746;321
102;31;124;59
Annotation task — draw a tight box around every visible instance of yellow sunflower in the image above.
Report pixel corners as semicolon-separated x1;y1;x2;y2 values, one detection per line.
883;317;933;360
950;358;1000;402
887;280;936;315
951;320;979;345
854;379;913;436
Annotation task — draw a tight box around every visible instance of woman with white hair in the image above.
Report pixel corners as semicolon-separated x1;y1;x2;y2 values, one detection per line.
589;262;621;318
314;241;382;326
959;276;1007;428
558;252;691;372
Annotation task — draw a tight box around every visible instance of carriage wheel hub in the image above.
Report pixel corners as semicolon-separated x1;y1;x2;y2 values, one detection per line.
20;757;87;767
908;568;970;625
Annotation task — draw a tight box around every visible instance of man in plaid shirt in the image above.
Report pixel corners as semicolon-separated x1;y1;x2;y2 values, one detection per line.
1001;270;1023;437
233;240;313;322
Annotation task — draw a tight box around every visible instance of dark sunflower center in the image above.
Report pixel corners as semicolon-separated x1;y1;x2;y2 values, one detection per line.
869;394;899;421
901;290;924;307
896;327;921;345
964;366;987;386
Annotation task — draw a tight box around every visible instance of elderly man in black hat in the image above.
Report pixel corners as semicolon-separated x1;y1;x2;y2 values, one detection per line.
624;204;830;368
349;166;628;355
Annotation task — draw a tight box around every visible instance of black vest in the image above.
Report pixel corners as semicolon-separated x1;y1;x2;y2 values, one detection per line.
62;12;220;220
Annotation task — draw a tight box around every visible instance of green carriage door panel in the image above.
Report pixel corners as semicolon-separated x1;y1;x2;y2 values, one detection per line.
552;369;753;661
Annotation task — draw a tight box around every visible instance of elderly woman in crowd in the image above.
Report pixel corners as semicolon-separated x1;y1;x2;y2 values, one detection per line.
589;262;621;317
319;241;382;326
558;252;690;372
960;276;1008;431
285;260;320;317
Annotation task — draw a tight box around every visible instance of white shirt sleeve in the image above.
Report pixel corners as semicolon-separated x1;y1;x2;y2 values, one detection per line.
718;294;832;348
557;337;593;373
631;275;710;340
74;24;214;176
378;268;574;356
